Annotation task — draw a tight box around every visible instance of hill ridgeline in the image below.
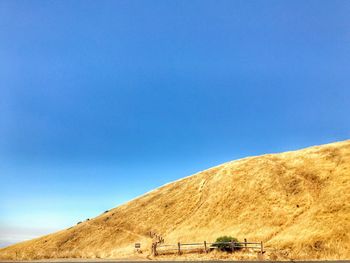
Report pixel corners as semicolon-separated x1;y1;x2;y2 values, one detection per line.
0;140;349;260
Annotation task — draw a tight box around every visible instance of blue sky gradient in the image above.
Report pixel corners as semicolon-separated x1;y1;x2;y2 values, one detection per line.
1;0;350;247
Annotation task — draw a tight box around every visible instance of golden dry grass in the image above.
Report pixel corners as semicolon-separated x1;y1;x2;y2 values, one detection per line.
0;140;349;260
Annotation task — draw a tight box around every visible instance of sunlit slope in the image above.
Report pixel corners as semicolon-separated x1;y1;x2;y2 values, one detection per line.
1;140;349;260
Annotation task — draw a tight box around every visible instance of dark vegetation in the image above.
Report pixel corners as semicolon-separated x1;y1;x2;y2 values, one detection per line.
212;236;242;252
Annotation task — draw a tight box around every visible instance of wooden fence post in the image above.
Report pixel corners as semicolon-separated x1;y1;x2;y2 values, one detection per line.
151;242;158;256
178;242;181;255
261;241;264;254
204;241;207;253
244;238;247;251
231;240;234;251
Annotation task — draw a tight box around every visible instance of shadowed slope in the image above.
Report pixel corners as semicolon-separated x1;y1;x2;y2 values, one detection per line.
1;140;349;260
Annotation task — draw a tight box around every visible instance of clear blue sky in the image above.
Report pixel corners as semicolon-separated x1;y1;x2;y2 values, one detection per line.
1;0;349;247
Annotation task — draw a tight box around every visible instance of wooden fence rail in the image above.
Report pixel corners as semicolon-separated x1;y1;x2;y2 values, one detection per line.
154;240;264;256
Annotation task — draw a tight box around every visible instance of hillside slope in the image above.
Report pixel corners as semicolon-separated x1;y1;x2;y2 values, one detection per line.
1;140;349;260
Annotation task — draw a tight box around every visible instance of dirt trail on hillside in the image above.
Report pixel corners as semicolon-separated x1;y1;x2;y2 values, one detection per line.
1;140;349;260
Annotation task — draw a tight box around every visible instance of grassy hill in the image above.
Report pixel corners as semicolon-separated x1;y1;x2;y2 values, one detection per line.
1;140;349;260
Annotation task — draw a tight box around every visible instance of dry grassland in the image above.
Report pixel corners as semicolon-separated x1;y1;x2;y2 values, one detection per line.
1;140;349;260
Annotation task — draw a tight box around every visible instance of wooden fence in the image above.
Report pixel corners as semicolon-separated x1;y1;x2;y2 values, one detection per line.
153;239;264;256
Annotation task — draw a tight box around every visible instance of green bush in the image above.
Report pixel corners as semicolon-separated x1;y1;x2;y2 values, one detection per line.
212;236;242;252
